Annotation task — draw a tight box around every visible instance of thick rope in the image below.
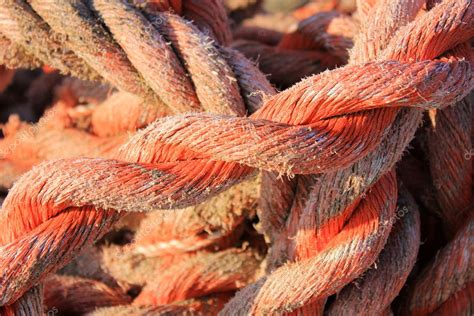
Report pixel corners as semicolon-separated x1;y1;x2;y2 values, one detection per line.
427;95;473;235
241;0;473;313
0;0;472;314
327;185;421;315
0;0;273;114
403;212;473;315
222;171;398;314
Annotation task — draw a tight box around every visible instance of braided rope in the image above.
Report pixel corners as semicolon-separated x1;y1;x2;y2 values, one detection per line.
0;0;472;314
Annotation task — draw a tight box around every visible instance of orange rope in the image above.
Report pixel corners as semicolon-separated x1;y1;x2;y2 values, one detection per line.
0;0;472;314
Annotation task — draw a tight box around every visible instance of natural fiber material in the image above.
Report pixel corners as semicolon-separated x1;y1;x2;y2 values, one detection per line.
327;185;421;315
8;0;272;114
404;212;473;315
43;275;131;314
427;95;473;235
222;171;398;314
0;0;472;314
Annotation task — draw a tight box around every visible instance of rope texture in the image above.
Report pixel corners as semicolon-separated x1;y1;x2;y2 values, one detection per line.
0;0;472;314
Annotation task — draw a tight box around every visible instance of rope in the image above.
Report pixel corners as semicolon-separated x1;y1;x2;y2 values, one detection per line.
403;212;473;315
0;0;273;113
278;10;356;62
0;0;472;314
43;275;131;315
327;185;421;315
427;96;473;235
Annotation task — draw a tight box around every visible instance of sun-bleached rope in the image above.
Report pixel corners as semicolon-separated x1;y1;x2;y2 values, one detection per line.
0;0;472;313
0;0;273;114
327;185;421;315
239;0;473;313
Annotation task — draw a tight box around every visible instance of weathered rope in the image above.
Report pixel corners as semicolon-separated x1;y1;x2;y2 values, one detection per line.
43;275;131;314
403;212;473;315
223;171;398;314
0;0;272;114
427;95;473;235
241;0;473;313
0;0;472;314
327;185;421;315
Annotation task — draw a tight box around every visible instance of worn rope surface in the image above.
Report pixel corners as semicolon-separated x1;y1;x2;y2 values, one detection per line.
0;0;472;314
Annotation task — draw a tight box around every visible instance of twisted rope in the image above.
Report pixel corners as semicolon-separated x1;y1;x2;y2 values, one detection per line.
404;212;473;315
43;275;131;314
223;171;398;314
0;0;273;114
236;0;473;313
427;95;473;235
327;185;421;315
0;0;472;314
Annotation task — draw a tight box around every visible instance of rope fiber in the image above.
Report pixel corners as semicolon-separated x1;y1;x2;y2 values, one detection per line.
0;0;472;315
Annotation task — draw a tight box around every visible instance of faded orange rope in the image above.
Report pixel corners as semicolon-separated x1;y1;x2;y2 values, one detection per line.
0;0;472;314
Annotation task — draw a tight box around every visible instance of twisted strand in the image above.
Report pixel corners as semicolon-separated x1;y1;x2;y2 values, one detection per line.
0;0;473;312
350;0;425;63
221;172;397;314
283;0;472;264
180;0;232;46
2;0;270;115
251;1;473;313
250;0;472;268
427;95;473;235
0;286;43;316
404;212;474;315
29;0;158;100
94;0;203;113
43;275;130;314
327;186;420;315
0;0;99;80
